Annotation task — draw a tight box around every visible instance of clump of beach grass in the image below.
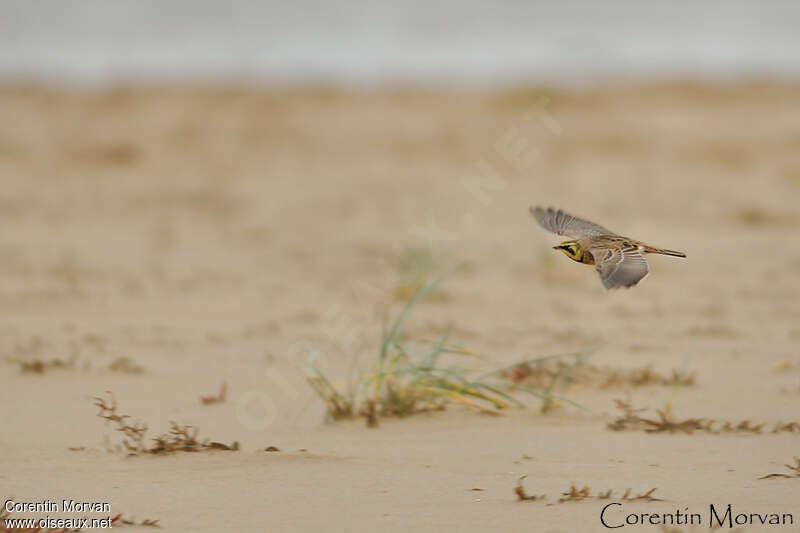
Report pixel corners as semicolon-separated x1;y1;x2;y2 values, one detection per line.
307;270;588;425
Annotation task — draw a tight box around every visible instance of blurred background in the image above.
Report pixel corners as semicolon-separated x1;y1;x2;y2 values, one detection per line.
1;1;798;370
2;1;800;85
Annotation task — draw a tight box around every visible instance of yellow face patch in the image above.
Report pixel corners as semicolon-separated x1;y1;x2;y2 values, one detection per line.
555;241;583;262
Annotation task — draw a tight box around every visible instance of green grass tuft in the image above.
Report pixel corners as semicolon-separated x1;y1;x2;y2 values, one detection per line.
307;269;589;425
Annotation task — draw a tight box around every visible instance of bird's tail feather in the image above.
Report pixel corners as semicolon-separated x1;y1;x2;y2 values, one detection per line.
650;247;686;258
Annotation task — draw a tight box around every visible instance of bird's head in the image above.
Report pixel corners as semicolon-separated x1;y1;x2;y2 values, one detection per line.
554;241;584;262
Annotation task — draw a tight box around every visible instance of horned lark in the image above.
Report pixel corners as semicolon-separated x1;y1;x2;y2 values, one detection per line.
530;206;686;289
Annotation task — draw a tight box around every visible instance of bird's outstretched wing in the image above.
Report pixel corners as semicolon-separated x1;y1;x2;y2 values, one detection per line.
592;245;650;289
530;206;613;238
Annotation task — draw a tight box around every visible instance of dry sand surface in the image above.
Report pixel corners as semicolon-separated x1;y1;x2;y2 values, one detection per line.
1;82;800;532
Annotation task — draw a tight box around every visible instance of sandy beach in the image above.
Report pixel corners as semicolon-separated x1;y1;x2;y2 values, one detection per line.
1;82;800;532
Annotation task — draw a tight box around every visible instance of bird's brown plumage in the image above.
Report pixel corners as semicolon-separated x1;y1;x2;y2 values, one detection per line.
530;206;686;289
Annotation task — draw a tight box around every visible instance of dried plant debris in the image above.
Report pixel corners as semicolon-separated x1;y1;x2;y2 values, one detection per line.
558;486;661;503
93;392;238;455
107;357;145;374
200;382;227;404
93;392;148;453
734;207;800;228
557;485;592;503
759;457;800;480
780;384;800;395
606;400;652;432
513;478;661;504
491;351;597;414
11;354;146;375
109;514;160;528
149;423;239;453
16;354;77;374
514;476;546;502
502;355;590;388
608;400;800;435
504;359;694;389
600;368;694;388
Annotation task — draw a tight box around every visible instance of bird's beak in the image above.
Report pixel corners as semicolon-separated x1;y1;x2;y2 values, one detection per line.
552;245;560;250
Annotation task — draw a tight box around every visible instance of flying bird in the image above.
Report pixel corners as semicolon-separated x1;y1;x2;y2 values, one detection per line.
530;206;686;289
